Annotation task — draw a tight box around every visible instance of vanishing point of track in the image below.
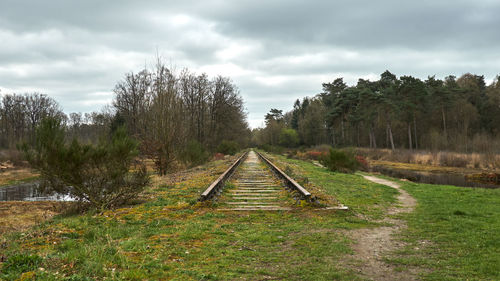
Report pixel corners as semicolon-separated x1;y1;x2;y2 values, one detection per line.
220;151;292;211
200;150;312;211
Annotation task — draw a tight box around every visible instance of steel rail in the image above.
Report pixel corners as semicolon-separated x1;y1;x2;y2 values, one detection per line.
199;151;249;201
255;151;312;200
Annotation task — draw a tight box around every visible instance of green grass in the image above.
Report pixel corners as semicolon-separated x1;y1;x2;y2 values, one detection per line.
262;152;399;220
387;180;500;280
269;153;500;280
4;152;497;280
0;154;399;280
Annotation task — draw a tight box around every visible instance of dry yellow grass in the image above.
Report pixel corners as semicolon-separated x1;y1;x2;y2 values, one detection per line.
357;148;500;172
0;201;69;236
0;168;39;186
369;160;483;174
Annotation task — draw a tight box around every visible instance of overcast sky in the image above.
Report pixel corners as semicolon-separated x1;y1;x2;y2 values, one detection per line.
1;0;499;128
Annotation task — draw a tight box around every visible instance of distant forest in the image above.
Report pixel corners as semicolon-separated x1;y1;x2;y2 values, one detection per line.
0;60;251;173
254;71;500;153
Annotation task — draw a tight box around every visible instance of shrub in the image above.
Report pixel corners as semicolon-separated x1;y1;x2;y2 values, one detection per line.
217;140;240;155
20;118;150;211
213;153;225;160
355;155;369;170
180;140;209;167
319;148;360;173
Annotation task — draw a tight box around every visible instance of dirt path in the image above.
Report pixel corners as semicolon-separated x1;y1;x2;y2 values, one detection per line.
348;175;417;281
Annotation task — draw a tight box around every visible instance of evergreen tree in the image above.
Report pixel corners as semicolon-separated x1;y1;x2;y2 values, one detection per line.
20;118;149;210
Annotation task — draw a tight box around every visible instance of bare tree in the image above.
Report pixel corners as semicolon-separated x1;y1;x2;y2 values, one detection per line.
0;93;62;148
113;70;152;139
24;93;61;143
111;60;250;174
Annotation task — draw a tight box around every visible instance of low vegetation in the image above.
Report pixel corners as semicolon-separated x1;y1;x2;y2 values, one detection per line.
0;202;68;235
264;152;398;219
0;153;399;280
269;153;500;280
1;152;499;280
386;178;500;280
0;167;38;187
357;147;500;171
19;118;149;210
319;148;360;173
259;144;285;155
265;145;368;174
180;140;210;167
216;140;240;156
0;150;39;187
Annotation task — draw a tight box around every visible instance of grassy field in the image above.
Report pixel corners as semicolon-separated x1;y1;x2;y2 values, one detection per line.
272;153;500;280
1;152;498;280
0;154;398;280
386;179;500;280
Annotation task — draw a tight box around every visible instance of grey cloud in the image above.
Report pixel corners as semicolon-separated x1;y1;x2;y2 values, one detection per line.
205;0;500;51
1;0;500;128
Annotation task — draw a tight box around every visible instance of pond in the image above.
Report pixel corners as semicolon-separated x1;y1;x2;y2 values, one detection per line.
370;166;500;189
0;181;75;201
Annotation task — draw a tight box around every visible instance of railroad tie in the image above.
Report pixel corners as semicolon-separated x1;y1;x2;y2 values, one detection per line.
218;151;292;211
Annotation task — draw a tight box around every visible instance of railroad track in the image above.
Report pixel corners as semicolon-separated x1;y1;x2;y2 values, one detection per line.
200;150;312;211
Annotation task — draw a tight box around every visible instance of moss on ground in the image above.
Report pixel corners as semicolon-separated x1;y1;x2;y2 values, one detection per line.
2;152;497;280
1;154;397;280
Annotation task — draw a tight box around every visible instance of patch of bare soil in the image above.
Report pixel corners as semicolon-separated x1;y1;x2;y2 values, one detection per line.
347;175;417;281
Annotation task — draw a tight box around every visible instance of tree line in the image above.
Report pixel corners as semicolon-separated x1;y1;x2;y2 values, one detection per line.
254;71;500;153
0;93;64;148
1;60;250;173
112;60;250;174
1;59;250;209
0;92;119;150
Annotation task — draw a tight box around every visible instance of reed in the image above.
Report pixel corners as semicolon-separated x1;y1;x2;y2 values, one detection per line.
357;148;500;171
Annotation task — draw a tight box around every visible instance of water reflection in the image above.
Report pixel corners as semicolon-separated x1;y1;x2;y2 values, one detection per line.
0;181;75;201
370;166;500;189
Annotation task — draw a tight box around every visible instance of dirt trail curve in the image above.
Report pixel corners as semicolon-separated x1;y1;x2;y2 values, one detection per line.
349;175;417;281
